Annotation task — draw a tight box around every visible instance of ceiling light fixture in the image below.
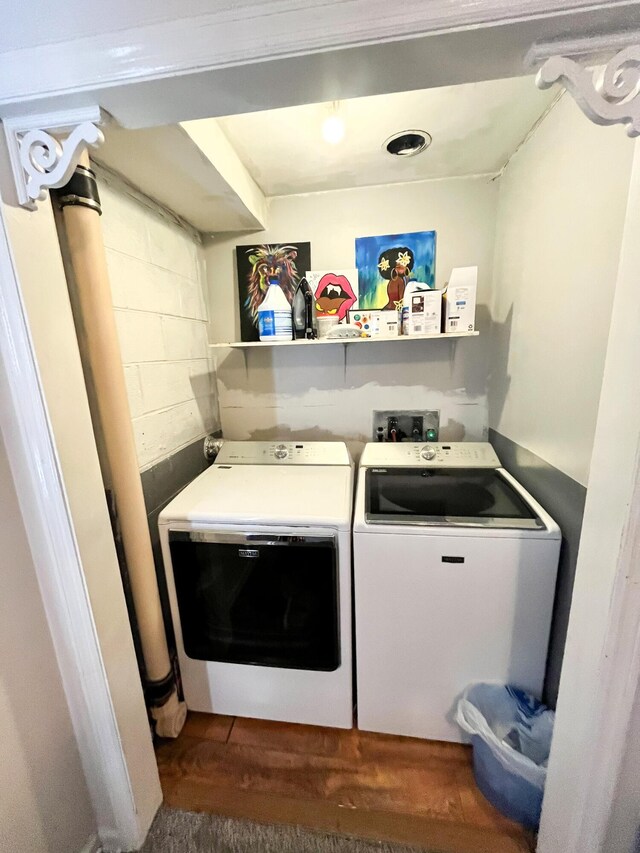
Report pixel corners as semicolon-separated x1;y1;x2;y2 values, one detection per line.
322;116;345;144
322;102;345;145
384;130;432;157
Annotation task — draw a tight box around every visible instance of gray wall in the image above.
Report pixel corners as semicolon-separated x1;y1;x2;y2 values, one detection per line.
489;429;586;708
140;436;214;678
110;436;213;701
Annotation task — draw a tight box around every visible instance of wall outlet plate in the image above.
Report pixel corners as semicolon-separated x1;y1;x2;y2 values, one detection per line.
372;410;440;442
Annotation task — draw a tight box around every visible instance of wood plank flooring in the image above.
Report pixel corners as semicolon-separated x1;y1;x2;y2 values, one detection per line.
156;713;535;853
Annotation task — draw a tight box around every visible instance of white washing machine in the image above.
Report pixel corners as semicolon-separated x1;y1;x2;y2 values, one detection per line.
353;442;561;742
159;441;354;729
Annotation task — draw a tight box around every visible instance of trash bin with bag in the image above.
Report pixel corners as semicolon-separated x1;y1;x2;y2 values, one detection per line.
456;683;555;829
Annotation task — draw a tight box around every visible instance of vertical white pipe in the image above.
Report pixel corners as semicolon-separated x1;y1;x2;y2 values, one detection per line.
57;154;185;737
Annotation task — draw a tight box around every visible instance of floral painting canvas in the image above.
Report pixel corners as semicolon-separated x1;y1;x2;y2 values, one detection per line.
236;242;311;341
355;231;436;310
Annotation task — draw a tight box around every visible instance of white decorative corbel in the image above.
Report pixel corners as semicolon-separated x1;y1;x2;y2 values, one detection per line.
3;107;104;209
536;45;640;137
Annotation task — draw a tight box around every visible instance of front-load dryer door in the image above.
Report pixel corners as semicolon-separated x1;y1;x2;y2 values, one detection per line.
169;530;340;672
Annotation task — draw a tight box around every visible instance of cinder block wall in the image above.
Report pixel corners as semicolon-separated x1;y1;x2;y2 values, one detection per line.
99;170;219;472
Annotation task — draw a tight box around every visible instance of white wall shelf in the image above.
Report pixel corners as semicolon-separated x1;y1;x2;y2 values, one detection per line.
209;331;478;349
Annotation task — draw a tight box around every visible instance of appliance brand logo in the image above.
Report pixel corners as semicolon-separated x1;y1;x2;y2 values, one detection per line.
238;548;259;558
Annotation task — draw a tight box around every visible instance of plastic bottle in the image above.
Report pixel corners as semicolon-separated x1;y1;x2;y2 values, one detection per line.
258;275;293;341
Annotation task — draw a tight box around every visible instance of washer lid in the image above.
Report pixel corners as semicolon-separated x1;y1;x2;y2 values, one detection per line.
365;467;544;529
159;463;353;530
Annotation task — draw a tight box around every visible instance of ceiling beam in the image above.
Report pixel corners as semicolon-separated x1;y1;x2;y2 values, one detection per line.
0;2;639;126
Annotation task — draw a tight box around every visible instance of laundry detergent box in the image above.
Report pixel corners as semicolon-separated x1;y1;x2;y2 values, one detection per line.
443;266;477;333
402;287;442;336
348;310;399;337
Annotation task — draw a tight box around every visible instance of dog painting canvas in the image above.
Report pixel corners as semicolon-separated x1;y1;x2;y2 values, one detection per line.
236;242;311;341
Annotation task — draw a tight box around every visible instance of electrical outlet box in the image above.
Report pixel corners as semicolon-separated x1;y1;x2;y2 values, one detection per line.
372;410;440;442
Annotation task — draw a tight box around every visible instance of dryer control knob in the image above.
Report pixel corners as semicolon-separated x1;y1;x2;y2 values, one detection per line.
421;445;437;461
274;444;289;460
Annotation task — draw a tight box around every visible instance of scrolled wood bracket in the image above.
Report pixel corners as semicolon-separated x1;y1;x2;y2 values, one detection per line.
3;107;104;209
536;46;640;137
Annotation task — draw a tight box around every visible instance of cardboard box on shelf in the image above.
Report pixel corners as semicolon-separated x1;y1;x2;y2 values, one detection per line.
402;288;442;336
443;266;477;333
348;310;399;337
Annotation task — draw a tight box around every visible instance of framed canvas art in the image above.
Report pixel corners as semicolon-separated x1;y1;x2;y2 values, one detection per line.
306;269;359;321
236;242;311;341
355;231;436;310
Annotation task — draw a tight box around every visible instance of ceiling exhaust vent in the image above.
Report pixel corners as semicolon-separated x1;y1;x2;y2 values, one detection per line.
384;130;431;157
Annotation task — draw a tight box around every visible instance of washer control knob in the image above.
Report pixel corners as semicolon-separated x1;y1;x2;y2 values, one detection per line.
421;445;437;461
274;444;289;460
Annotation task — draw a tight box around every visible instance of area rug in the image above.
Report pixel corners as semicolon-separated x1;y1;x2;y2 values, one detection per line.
140;807;431;853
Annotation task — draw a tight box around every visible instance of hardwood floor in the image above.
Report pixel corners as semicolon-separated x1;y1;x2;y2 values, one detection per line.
156;713;535;853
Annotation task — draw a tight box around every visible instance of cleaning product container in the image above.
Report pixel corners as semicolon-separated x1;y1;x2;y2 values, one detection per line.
456;684;554;830
258;276;293;341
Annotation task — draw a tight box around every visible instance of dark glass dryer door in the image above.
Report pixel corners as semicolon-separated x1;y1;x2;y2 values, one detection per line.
366;468;544;528
169;531;340;671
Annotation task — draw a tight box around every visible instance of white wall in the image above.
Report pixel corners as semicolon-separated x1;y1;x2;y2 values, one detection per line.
206;175;498;447
0;430;97;853
489;95;635;486
99;172;220;471
2;191;162;847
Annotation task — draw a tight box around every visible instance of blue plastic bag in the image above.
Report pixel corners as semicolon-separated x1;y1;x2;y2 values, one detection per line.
456;683;554;829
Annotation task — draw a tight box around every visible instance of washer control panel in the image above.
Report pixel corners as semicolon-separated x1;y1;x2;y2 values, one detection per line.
215;441;352;466
360;441;501;468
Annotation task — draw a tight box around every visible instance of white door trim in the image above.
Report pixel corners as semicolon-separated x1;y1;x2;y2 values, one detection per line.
571;138;640;853
538;139;640;852
584;464;640;851
0;0;635;114
0;199;142;850
0;4;639;848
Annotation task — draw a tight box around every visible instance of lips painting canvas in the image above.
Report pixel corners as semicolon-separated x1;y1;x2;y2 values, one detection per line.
355;231;436;311
306;269;359;321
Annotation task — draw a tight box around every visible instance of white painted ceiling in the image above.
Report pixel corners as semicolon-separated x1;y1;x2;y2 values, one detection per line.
217;76;557;197
0;0;253;51
95;123;266;232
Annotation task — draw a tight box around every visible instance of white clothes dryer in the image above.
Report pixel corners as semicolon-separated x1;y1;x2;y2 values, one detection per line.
159;441;354;728
353;442;560;742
